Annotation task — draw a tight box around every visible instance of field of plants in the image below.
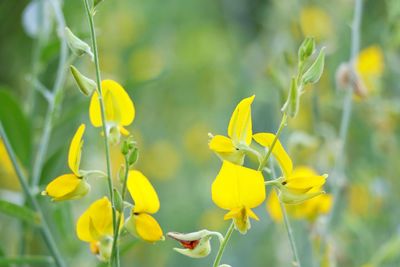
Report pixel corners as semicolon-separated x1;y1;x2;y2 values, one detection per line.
0;0;400;266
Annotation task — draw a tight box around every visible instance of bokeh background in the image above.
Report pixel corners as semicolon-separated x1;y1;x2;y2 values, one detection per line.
1;0;400;266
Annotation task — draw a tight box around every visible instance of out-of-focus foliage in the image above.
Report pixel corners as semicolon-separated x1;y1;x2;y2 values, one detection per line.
1;0;400;266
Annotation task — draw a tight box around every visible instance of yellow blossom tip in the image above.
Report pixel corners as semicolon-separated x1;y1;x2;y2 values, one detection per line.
41;191;47;196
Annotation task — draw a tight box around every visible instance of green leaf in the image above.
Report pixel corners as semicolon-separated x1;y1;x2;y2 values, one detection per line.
0;256;53;266
302;47;325;85
0;199;41;225
0;89;32;167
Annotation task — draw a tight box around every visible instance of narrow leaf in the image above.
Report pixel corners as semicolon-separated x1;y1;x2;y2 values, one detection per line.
302;47;326;85
0;199;41;225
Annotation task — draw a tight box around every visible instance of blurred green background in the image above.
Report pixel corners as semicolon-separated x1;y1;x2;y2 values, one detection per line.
1;0;400;266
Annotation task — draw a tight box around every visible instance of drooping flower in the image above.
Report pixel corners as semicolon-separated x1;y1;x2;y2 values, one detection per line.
124;170;164;242
167;230;223;258
253;133;327;204
211;161;266;234
42;124;90;201
208;95;255;165
267;168;333;222
89;79;135;138
76;197;116;262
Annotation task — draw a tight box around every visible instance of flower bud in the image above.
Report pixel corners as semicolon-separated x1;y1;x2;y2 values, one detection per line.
70;65;97;96
128;148;139;166
65;27;94;60
167;230;223;258
298;37;315;62
41;176;91;201
121;140;129;155
113;189;123;213
302;47;325;85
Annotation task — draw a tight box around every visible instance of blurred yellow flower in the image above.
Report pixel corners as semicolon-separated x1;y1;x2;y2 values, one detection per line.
76;197;116;261
0;139;19;191
356;45;384;95
211;161;265;234
124;170;164;242
300;6;333;40
89;79;135;136
130;48;164;82
42;124;90;201
209;95;255;165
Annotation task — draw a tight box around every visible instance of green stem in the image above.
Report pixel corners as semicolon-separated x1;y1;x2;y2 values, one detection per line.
257;113;287;171
0;123;65;267
82;0;117;265
30;0;69;187
278;189;302;267
110;156;130;266
212;222;235;267
327;0;363;228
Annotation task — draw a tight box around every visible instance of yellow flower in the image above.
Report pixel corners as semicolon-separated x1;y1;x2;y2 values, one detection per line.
356;45;384;96
89;79;135;136
267;171;333;222
209;95;255;165
211;161;265;234
300;6;333;40
124;170;164;242
254;133;327;204
76;197;116;261
42;124;90;201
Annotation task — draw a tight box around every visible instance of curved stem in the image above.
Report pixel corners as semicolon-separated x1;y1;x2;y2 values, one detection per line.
212;222;235;267
0;123;65;267
82;0;117;265
257;113;287;171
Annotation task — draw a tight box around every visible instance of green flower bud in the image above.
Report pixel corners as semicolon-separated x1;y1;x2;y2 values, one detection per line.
113;189;123;213
128;148;139;166
65;27;94;60
302;47;326;85
298;37;315;62
121;140;129;155
70;65;97;96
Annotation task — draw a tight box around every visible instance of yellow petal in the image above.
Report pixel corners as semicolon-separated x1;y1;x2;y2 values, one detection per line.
134;213;164;242
285;174;326;191
68;124;85;176
44;174;81;201
356;45;384;76
76;197;113;242
211;161;265;211
127;170;160;214
253;132;293;177
89;80;135;127
227;95;254;145
208;135;235;153
266;189;283;223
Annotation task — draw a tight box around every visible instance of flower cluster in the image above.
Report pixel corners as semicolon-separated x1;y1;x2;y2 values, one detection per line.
42;23;164;262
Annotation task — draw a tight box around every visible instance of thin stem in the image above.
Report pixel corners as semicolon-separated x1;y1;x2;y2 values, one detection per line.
278;189;302;267
212;222;235;267
0;123;65;267
31;0;69;187
82;0;117;265
110;156;130;266
327;0;363;228
257;113;287;171
270;157;302;267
